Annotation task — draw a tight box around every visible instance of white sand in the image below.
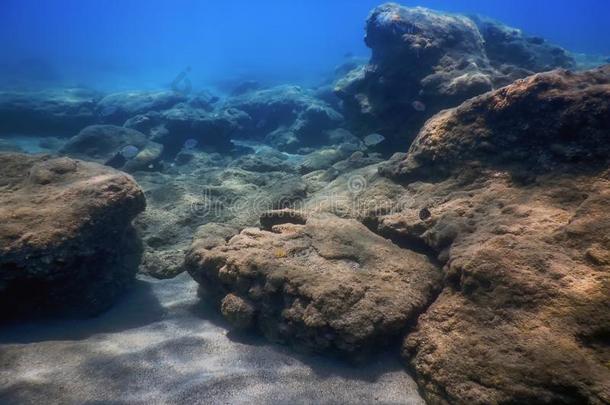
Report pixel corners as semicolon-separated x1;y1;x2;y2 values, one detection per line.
0;274;424;404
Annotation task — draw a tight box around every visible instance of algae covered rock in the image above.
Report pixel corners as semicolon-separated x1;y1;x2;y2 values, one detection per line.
227;85;344;151
186;211;441;356
373;66;610;405
0;153;145;319
61;124;163;172
380;66;610;182
336;3;578;150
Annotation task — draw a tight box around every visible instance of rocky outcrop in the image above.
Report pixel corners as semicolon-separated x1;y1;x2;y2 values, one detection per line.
0;154;145;319
472;15;575;74
61;125;163;172
0;88;101;135
335;3;576;150
185;212;441;356
380;66;610;182
96;90;186;124
226;85;344;152
373;67;610;404
124;104;249;156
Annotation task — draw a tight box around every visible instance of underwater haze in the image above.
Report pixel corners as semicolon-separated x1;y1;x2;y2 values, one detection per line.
1;1;610;404
1;0;609;90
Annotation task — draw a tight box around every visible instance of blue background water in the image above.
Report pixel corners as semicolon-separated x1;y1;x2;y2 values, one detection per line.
1;0;608;91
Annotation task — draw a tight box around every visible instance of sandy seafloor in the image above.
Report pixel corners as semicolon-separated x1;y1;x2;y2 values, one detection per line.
0;273;424;404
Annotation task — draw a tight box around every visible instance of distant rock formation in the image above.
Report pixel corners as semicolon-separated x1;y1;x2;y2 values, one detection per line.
335;3;577;150
0;154;145;319
0;88;101;134
61;125;163;172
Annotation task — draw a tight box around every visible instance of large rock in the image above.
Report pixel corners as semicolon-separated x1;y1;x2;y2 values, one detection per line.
226;85;344;152
185;211;441;356
380;66;610;182
336;3;576;150
373;67;610;404
0;88;101;135
124;104;249;156
0;154;145;319
61;125;163;172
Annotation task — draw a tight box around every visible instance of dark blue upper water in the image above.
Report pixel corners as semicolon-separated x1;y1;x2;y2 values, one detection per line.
1;0;609;90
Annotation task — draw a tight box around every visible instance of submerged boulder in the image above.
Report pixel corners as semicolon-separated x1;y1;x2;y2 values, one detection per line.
0;154;145;319
0;88;101;135
373;66;610;404
336;3;576;150
61;125;163;172
226;85;344;152
185;211;441;356
380;66;610;182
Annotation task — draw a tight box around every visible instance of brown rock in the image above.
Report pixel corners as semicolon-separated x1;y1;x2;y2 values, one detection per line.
373;67;610;404
0;153;145;319
186;211;441;356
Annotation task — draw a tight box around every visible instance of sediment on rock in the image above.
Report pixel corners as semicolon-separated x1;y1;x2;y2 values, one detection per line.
373;66;610;405
0;153;145;319
185;211;442;357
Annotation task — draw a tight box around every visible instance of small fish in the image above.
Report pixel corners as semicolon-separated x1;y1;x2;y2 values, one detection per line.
419;207;431;220
183;138;198;150
344;52;354;59
363;133;385;146
412;100;426;112
120;145;140;159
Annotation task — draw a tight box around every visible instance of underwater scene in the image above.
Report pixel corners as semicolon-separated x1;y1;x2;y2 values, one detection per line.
1;1;609;404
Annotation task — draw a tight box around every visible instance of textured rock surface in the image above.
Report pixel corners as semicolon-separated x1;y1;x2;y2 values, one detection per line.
380;66;610;182
132;151;308;279
335;3;576;150
61;125;163;172
186;212;441;356
374;67;610;404
0;153;145;319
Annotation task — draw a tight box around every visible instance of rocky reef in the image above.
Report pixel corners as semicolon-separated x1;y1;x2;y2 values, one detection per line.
0;154;145;319
184;66;610;403
335;3;577;149
0;3;608;405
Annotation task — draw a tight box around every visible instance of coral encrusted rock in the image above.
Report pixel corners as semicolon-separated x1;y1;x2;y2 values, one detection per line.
185;211;441;356
0;153;145;319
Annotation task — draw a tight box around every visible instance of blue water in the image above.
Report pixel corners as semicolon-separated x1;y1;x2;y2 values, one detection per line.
1;0;608;91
